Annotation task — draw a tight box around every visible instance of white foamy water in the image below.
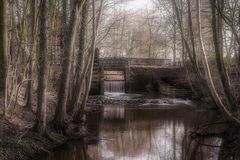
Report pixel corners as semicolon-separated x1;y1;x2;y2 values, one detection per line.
104;92;143;100
142;98;193;106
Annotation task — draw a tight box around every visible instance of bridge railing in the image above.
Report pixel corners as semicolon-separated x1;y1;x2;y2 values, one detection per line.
99;57;181;69
99;58;128;69
128;58;172;66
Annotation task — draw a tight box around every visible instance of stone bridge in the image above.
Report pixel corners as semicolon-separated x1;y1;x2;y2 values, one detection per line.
90;55;186;95
100;57;174;69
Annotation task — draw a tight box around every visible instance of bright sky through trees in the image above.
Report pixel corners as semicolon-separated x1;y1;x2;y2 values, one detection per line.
124;0;153;10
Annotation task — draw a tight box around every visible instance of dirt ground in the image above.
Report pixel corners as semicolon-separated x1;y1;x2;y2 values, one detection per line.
0;91;86;160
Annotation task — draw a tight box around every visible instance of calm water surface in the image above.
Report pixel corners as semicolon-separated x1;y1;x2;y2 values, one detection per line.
41;96;225;160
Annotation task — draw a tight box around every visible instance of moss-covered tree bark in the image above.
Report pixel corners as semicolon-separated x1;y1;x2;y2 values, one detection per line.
0;0;8;116
0;0;8;94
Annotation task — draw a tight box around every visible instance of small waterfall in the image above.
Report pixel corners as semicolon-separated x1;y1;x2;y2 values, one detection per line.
104;81;125;93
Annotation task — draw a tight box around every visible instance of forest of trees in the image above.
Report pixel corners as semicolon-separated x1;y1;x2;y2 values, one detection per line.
168;0;240;124
0;0;240;159
0;0;106;134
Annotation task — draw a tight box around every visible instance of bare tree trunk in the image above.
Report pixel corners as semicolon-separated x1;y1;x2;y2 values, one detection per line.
68;0;89;114
239;9;240;64
211;0;238;112
171;0;212;100
197;0;240;124
173;4;176;65
146;13;152;58
75;0;104;121
54;0;86;126
36;0;48;134
171;0;203;78
26;0;36;110
187;0;201;72
0;0;8;116
78;49;97;119
120;15;125;57
239;9;240;65
60;0;67;63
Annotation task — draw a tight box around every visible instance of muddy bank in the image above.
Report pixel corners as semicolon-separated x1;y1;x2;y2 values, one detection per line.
0;92;94;160
0;92;213;160
0;115;90;160
0;117;65;160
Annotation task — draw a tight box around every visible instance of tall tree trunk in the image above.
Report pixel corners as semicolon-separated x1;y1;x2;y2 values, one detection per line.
171;0;203;78
26;0;36;110
147;15;152;58
238;7;240;65
187;0;200;70
172;0;211;100
68;0;89;114
36;0;48;134
54;0;86;126
197;0;240;124
211;0;238;112
77;49;97;119
60;0;67;61
173;4;176;65
0;0;8;116
75;0;104;121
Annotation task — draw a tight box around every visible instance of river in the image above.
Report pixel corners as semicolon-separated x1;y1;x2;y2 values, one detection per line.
40;93;229;160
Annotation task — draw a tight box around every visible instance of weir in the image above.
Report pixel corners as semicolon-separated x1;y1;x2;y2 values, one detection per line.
103;70;126;93
90;56;186;95
104;81;125;93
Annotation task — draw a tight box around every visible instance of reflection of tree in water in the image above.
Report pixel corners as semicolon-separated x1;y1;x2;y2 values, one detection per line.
218;126;240;160
102;108;187;159
87;106;216;160
47;141;91;160
183;122;240;160
44;107;222;160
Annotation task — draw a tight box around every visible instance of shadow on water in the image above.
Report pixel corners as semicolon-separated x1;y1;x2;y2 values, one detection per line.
41;141;89;160
40;101;240;160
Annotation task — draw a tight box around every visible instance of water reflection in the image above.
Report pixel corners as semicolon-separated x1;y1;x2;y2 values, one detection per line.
43;141;89;160
86;105;218;160
103;106;125;120
184;124;240;160
42;104;230;160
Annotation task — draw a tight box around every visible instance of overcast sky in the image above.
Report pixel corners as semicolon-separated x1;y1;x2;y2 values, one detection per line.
124;0;153;10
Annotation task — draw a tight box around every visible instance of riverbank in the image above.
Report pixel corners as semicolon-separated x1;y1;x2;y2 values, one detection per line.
0;117;63;160
0;111;89;160
0;92;214;160
0;92;91;160
41;99;222;160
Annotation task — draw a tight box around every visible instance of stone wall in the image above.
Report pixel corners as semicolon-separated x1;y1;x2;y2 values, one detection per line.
125;67;194;96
